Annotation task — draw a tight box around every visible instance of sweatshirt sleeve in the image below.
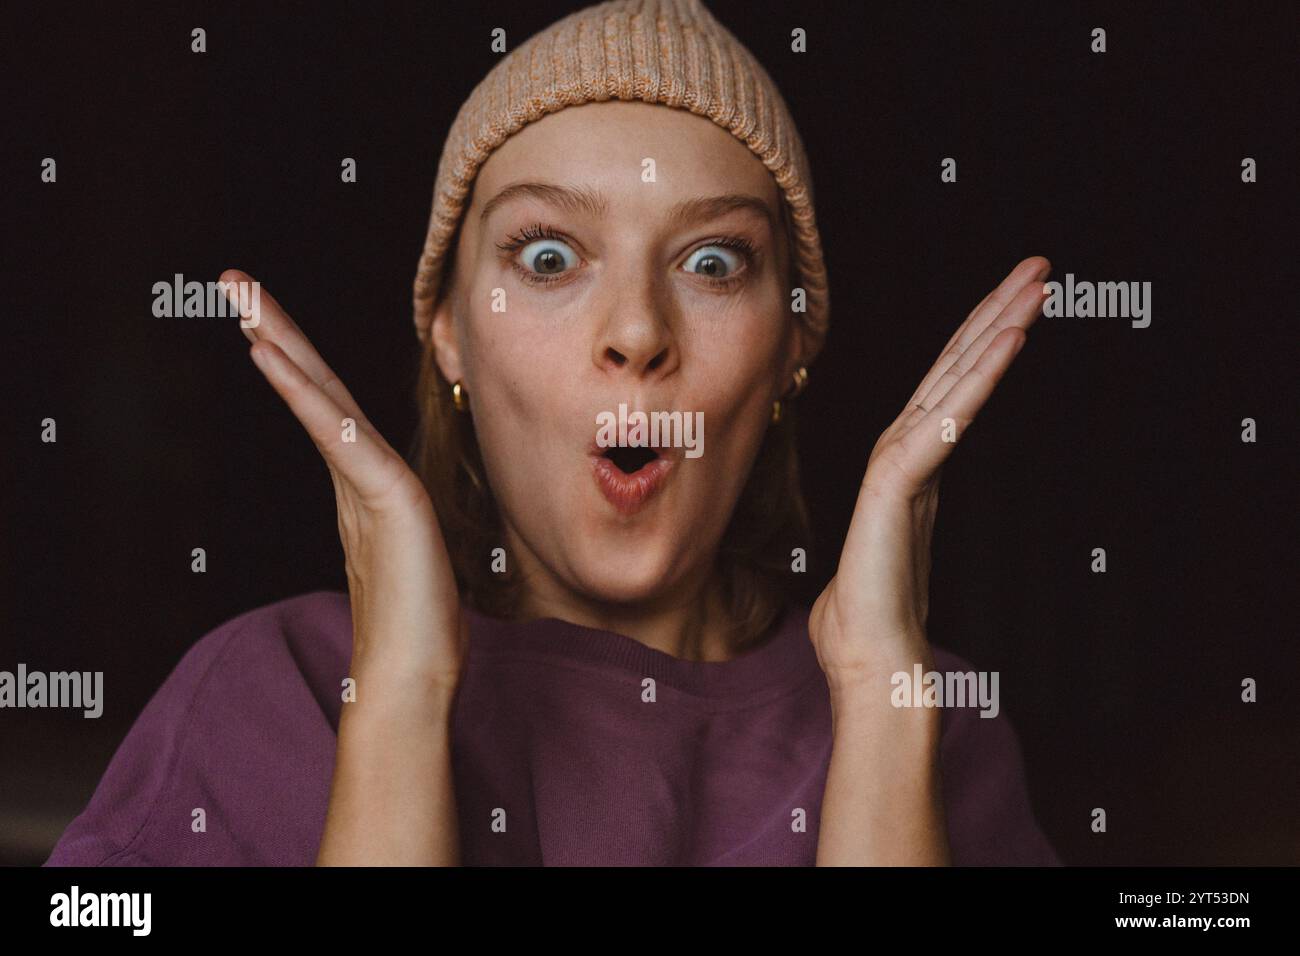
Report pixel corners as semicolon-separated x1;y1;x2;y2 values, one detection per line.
42;614;250;866
44;592;348;867
934;648;1062;866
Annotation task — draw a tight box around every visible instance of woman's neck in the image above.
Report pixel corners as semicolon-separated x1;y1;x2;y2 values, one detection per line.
507;545;738;662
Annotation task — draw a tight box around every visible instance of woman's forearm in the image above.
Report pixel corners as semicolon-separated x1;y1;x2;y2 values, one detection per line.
226;275;469;866
816;682;950;866
316;667;461;866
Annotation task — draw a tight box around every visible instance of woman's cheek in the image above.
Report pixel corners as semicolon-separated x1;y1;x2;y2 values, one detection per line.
681;385;761;494
467;296;565;394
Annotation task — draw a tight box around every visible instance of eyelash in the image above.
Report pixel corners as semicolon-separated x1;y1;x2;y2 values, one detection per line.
495;225;573;286
495;223;757;289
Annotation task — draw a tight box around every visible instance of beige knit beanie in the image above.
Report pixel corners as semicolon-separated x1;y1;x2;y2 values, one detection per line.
412;0;829;357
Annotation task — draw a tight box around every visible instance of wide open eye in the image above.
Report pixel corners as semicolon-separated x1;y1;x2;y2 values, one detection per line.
682;244;744;279
517;238;579;277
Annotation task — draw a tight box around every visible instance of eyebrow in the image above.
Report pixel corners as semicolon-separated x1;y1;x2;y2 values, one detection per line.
479;181;775;230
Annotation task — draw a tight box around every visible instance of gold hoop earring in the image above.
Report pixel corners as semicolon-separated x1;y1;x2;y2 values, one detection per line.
770;366;808;425
452;380;468;412
789;365;809;398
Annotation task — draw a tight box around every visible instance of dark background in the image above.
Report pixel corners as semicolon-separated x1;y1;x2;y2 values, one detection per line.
3;0;1296;866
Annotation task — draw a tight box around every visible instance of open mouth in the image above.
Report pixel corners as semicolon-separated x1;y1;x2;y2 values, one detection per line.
588;440;675;515
602;445;660;474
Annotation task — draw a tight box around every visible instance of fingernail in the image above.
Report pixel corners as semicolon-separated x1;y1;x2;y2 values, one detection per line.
250;343;274;372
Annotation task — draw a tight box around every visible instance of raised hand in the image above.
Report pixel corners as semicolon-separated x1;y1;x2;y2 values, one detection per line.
221;270;465;864
809;256;1050;686
808;256;1050;865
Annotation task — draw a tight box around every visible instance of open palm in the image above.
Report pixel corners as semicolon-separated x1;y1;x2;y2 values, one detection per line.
809;257;1051;689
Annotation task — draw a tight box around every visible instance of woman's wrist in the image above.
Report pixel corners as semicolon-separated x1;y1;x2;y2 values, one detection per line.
817;675;949;866
826;679;943;763
348;639;464;707
337;680;458;740
321;676;461;866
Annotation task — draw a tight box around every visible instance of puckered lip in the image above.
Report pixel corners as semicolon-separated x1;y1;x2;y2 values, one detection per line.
584;407;690;515
589;451;675;516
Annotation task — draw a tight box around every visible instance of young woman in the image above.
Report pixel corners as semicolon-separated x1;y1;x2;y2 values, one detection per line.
47;0;1058;866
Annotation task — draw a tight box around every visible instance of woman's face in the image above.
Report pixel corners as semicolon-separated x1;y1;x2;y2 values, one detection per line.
432;100;803;608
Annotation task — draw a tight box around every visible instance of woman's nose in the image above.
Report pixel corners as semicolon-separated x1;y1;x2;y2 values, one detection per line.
592;293;679;380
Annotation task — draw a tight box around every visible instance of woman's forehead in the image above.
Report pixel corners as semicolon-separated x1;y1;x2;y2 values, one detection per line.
471;101;780;215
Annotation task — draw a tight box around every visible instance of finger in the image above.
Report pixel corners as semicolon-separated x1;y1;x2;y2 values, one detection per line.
912;276;1048;414
220;270;374;433
897;328;1026;479
907;256;1049;408
950;256;1049;352
248;339;408;502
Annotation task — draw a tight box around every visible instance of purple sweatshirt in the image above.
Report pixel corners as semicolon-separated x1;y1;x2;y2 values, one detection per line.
45;591;1060;866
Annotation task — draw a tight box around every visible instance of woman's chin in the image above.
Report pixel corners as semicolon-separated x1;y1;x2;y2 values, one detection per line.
561;538;694;606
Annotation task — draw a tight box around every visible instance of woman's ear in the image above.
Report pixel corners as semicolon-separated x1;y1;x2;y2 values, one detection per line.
430;288;465;386
783;317;810;384
791;307;831;377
